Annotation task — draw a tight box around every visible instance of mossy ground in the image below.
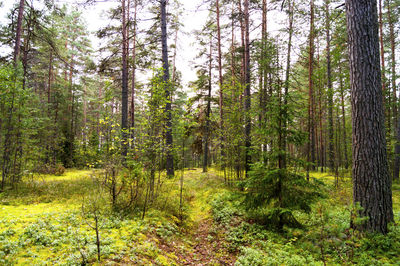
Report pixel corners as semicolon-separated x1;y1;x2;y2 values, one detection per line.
0;168;233;265
229;171;400;265
0;168;399;265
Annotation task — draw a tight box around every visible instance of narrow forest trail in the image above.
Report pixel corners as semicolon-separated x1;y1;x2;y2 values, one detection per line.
155;169;236;265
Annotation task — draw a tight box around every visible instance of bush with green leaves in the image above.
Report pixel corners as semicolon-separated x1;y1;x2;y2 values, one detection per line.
243;163;324;230
210;193;240;225
235;244;322;266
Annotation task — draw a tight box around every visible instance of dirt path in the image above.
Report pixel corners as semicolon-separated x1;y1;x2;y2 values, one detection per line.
184;218;235;265
157;169;236;265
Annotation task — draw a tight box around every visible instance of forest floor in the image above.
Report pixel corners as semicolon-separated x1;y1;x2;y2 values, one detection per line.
151;169;236;265
0;168;399;265
0;168;236;265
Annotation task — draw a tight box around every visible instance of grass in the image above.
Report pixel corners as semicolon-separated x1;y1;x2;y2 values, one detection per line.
0;168;399;265
183;168;229;224
0;168;233;265
0;169;178;264
226;170;400;265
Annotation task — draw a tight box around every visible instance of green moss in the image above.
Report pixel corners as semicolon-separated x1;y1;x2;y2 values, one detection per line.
182;169;230;225
1;168;398;265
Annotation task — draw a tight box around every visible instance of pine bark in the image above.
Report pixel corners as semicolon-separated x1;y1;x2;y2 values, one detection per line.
203;37;212;173
47;52;53;108
69;45;75;166
216;0;225;168
280;0;293;170
378;0;392;142
259;0;268;161
378;0;387;104
121;0;129;158
318;63;325;173
161;0;174;177
387;0;397;132
171;28;178;83
47;51;54;163
239;0;245;86
244;0;251;176
308;0;316;172
345;0;393;233
130;0;137;147
339;65;349;169
389;0;400;180
230;2;235;86
325;0;334;172
14;0;25;63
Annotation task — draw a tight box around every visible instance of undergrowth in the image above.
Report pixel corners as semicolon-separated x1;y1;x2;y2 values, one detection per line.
0;168;399;265
208;172;400;265
0;169;195;265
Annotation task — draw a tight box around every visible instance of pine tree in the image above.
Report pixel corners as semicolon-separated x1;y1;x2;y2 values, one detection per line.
345;0;393;234
161;0;174;177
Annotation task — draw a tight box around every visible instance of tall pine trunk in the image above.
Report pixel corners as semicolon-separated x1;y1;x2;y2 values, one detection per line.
130;0;137;148
121;0;129;158
259;0;268;162
203;37;212;173
14;0;25;64
161;0;174;177
339;65;349;169
345;0;393;233
216;0;225;169
239;0;245;86
389;0;400;180
244;0;251;176
378;0;388;125
325;0;334;172
307;0;316;174
280;0;293;170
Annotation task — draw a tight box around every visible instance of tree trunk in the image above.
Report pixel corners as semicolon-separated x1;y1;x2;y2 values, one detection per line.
387;0;396;133
203;37;212;173
161;0;174;177
259;0;268;162
388;0;399;180
335;105;341;185
69;45;75;167
121;0;129;158
308;0;316;173
378;0;388;117
244;0;251;176
130;0;137;148
345;0;393;233
22;18;32;90
339;65;349;169
47;51;53;163
47;51;53;108
325;0;334;173
230;1;235;86
379;0;392;146
239;0;245;86
14;0;25;63
318;61;325;173
171;28;178;83
83;86;87;144
216;0;225;169
281;0;293;170
316;41;321;170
